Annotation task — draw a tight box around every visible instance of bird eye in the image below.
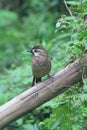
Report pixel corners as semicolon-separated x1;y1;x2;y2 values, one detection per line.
34;49;38;52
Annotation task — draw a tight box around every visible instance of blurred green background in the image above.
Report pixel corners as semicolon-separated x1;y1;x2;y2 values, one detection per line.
0;0;87;130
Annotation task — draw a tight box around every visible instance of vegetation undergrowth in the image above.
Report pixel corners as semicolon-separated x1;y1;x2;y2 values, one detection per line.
0;0;87;130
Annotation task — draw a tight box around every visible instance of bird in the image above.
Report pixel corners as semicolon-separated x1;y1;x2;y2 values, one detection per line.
27;45;51;86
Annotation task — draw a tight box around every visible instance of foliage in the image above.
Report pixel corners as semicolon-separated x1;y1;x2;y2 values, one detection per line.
0;0;87;130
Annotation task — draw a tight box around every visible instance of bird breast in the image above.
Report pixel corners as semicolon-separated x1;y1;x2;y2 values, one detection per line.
32;55;51;78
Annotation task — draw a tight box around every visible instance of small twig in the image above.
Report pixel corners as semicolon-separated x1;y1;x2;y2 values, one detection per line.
64;0;73;17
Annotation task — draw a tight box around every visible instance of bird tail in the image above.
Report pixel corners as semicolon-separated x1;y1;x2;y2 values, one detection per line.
32;77;41;86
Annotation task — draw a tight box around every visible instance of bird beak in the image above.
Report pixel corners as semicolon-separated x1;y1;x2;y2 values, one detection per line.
27;50;32;54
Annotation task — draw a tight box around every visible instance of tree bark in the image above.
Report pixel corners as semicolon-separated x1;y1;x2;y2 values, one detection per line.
0;53;87;129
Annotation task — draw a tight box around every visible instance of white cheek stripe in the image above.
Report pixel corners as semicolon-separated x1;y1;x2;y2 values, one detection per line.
34;52;40;56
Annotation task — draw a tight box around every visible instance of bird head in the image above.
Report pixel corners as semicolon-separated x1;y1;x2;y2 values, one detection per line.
27;45;48;57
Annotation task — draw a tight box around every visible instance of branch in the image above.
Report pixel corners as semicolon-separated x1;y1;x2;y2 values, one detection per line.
64;0;73;17
0;53;87;129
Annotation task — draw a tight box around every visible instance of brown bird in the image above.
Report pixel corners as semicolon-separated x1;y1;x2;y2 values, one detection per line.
27;45;51;86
